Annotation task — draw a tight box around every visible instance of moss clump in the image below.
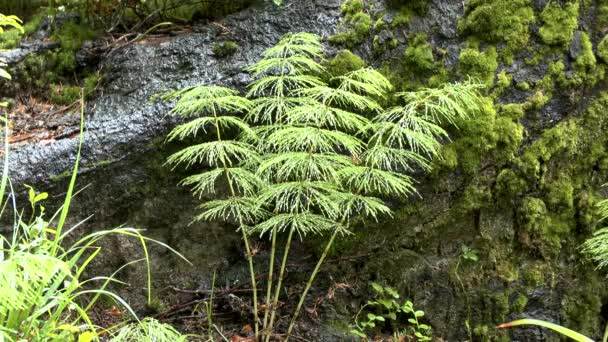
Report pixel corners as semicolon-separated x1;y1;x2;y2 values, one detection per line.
545;177;574;211
494;117;524;165
326;49;366;77
458;0;535;63
574;32;596;71
496;169;526;198
391;7;412;28
50;84;81;105
523;90;550;112
51;20;97;52
404;34;434;72
0;29;22;49
511;294;528;313
519;197;549;234
372;34;398;56
212;41;239;58
341;0;364;19
459;46;498;88
598;35;608;64
387;0;429;15
515;82;530;91
491;70;512;99
329;11;372;48
538;1;579;47
460;185;492;212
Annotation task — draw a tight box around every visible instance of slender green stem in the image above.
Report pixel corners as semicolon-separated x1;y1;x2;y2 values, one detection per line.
207;270;216;341
211;110;259;340
285;229;338;341
265;228;295;342
603;320;608;342
262;226;278;338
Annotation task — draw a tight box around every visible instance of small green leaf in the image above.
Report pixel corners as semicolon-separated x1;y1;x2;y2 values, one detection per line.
419;324;430;330
34;192;48;203
350;329;366;338
415;332;423;338
273;0;282;4
385;287;399;299
371;282;384;294
367;313;377;320
387;312;397;320
408;318;417;324
414;310;425;317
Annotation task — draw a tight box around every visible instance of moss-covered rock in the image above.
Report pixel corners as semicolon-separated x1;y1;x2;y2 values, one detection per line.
459;46;498;88
598;35;608;64
538;1;579;47
212;41;239;58
458;0;535;63
329;11;372;48
326;49;366;77
404;34;435;72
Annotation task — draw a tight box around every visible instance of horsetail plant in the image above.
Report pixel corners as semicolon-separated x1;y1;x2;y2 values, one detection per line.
165;31;485;341
163;85;265;340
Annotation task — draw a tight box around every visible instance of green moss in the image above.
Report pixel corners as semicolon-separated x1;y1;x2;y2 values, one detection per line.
496;169;526;198
515;82;530;91
341;0;364;19
496;261;519;282
51;20;97;52
83;73;101;97
599;4;608;28
372;34;398;56
494;117;524;165
522;264;545;286
574;32;596;71
511;293;528;313
460;185;492;212
538;1;579;47
458;0;535;63
491;70;512;99
598;35;608;64
545;177;574;211
459;47;498;88
0;29;23;49
391;7;412;28
520;197;549;234
562;290;602;336
404;34;434;72
326;49;366;77
212;41;239;58
329;12;372;48
387;0;429;15
50;84;81;105
434;144;459;171
523;90;550;112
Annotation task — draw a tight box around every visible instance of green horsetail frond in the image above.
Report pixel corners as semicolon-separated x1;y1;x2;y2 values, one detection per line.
363;144;432;172
180;168;265;198
257;181;340;218
257;152;353;182
337;166;417;197
247;75;325;97
395;80;484;125
334;67;393;98
197;197;268;224
167;116;256;141
247;97;314;124
112;318;189;342
370;121;444;157
287;103;370;132
330;193;393;222
252;212;344;239
166;140;258;168
301;86;382;112
257;32;323;60
164;86;252;117
264;126;364;155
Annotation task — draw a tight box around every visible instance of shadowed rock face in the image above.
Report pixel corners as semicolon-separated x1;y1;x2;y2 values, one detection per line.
5;0;608;340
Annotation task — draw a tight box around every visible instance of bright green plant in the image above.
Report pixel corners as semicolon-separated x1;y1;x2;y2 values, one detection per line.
350;283;432;341
582;194;608;268
111;318;189;342
165;31;485;342
498;319;593;342
0;96;189;341
0;13;23;85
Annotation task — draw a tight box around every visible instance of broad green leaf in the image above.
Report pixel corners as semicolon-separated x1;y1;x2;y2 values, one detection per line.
497;319;594;342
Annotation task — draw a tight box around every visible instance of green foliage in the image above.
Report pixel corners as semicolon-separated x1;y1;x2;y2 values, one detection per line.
598;35;608;64
404;34;435;72
574;32;596;72
350;283;432;341
0;28;21;49
212;40;239;58
50;84;81;105
329;11;372;48
111;318;188;342
458;0;535;63
0;13;22;82
326;49;366;77
538;1;579;46
459;46;498;88
386;0;430;15
0;101;189;341
51;19;97;52
165;31;485;341
582;194;608;269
